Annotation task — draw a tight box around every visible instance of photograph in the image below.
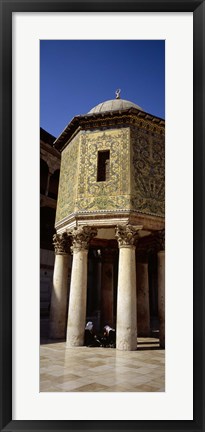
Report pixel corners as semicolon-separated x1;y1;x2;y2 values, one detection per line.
40;39;165;392
1;2;204;430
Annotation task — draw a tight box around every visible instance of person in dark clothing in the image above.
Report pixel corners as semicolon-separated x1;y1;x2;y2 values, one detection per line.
84;321;101;347
102;325;116;348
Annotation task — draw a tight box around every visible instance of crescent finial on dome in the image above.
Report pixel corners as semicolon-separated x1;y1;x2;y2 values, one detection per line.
115;89;121;99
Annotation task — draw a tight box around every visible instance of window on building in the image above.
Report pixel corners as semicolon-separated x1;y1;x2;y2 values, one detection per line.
97;150;110;182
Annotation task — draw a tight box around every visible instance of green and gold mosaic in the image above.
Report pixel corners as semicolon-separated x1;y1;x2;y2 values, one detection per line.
55;122;165;224
76;128;131;212
55;135;79;222
130;127;165;216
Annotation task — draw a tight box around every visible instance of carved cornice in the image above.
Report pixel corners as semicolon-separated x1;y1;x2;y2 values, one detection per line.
54;109;165;152
55;210;165;234
80;114;165;135
68;226;98;252
53;232;70;255
115;224;143;248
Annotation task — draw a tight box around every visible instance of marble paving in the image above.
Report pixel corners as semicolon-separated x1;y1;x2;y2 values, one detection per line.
40;337;165;392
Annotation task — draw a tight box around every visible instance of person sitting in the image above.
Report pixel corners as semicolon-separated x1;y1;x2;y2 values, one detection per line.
84;321;101;347
102;325;116;348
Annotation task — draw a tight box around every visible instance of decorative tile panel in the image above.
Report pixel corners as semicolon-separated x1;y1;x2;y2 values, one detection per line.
130;127;165;216
75;128;131;211
55;135;79;223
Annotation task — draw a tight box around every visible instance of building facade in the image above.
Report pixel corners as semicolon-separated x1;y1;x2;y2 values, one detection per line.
40;128;62;337
46;94;165;350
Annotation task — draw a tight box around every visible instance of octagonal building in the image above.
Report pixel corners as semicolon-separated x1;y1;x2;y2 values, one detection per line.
50;92;165;351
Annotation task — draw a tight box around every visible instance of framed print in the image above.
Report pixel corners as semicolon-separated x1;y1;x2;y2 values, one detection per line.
0;1;204;431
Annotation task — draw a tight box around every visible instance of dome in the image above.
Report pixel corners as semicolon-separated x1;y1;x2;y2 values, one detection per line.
88;91;143;114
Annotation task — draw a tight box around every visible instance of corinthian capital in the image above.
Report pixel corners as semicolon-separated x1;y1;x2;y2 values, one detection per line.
53;232;70;255
115;224;143;247
68;226;97;252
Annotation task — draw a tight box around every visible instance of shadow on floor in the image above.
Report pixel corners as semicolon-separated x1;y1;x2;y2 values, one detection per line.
40;318;161;350
40;338;162;351
40;338;66;345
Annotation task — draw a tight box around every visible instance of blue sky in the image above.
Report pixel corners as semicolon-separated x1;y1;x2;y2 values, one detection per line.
40;40;165;139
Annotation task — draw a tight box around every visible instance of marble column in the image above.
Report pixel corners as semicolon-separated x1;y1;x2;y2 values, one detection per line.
136;255;150;337
115;224;142;351
157;229;165;348
50;232;70;339
96;251;102;318
66;226;97;347
101;248;116;327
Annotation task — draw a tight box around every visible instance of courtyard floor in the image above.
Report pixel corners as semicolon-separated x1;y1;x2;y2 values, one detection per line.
40;337;165;392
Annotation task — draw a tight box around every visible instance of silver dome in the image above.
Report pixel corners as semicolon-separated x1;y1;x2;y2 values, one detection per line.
88;98;143;114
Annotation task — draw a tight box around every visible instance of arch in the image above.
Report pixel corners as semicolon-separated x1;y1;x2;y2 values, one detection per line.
40;207;56;250
48;169;60;200
40;159;49;195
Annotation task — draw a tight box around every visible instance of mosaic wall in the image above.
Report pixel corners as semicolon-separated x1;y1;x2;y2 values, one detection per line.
56;123;165;224
55;135;79;223
130;127;165;217
76;128;131;211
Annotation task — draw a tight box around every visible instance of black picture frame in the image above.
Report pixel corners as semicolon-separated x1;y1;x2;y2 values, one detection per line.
0;1;204;431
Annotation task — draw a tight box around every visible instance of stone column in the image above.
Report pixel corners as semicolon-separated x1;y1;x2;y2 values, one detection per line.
66;226;97;347
136;254;150;337
101;248;116;327
157;229;165;348
115;224;143;351
50;232;70;339
95;250;102;330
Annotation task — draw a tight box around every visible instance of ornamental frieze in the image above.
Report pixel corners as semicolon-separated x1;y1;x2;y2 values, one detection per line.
75;195;131;212
80;113;164;135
